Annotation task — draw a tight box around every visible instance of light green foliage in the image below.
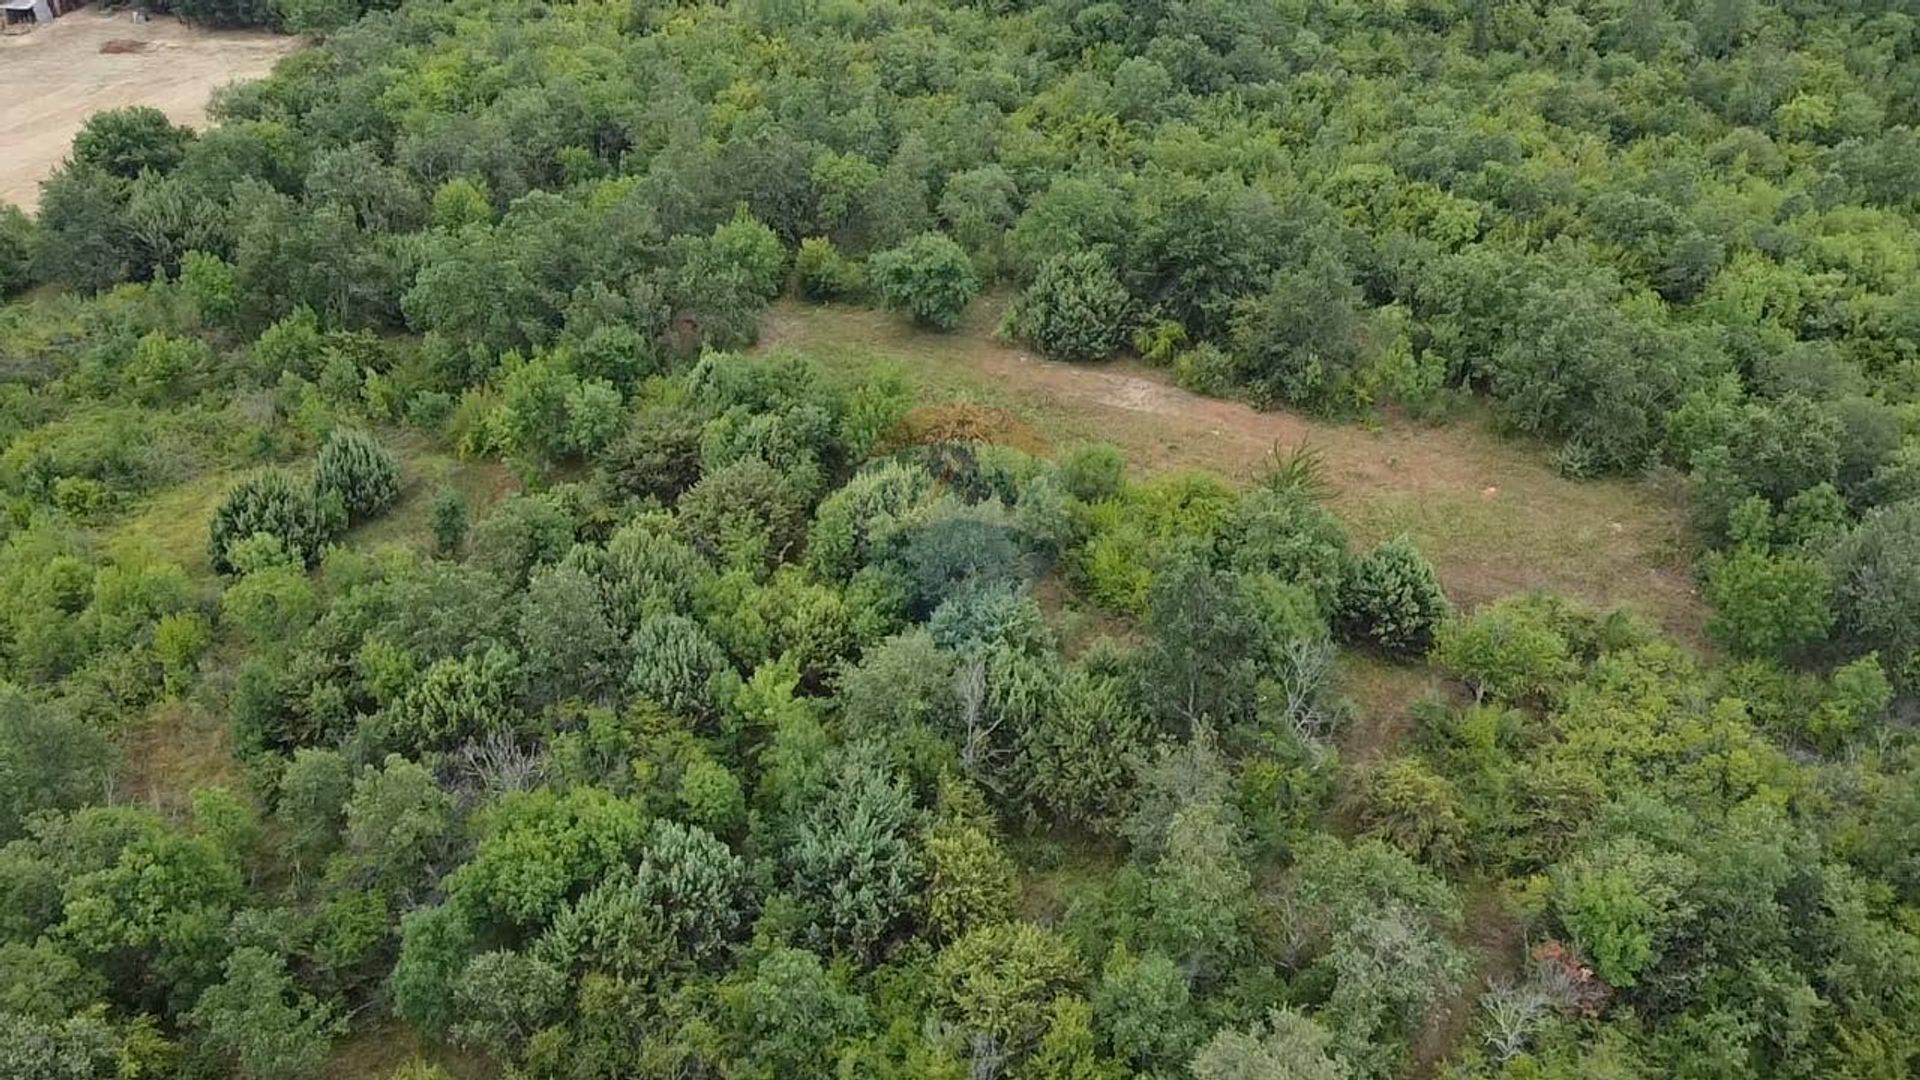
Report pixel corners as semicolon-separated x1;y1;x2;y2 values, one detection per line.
870;233;980;331
1094;944;1197;1074
706;207;787;301
187;946;342;1080
1012;251;1133;362
384;645;520;752
805;460;940;581
222;563;319;646
1145;800;1253;976
795;236;863;300
450;786;647;930
430;178;492;230
677;756;746;836
153;610;211;694
1189;1009;1348;1080
1058;443;1125;504
1552;838;1696;989
1432;596;1579;704
924;821;1018;940
722;947;867;1077
1702;545;1834;658
933;921;1084;1058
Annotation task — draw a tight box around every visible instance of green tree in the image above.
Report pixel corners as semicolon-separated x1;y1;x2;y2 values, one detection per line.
0;688;111;844
1011;251;1133;361
1189;1009;1348;1080
1702;546;1834;658
209;470;333;575
312;428;400;524
430;487;468;558
1551;838;1695;989
1093;944;1197;1074
71;107;193;180
1827;501;1920;679
187;947;342;1080
786;749;924;961
0;202;34;296
1431;596;1578;704
932;922;1084;1062
1337;537;1450;655
869;232;980;331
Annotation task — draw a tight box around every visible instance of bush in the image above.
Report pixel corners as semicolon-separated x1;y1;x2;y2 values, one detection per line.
70;107;192;180
1010;251;1133;361
1827;500;1920;679
1702;546;1834;658
1058;443;1125;503
869;232;979;331
1431;596;1578;704
1337;537;1451;654
431;487;469;558
1173;343;1241;397
0;203;34;297
794;236;862;300
209;470;333;574
313;428;400;523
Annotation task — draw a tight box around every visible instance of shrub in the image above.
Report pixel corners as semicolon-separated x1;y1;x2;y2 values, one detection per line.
1431;596;1578;704
1059;443;1125;503
1827;501;1920;679
1010;251;1132;361
1173;343;1239;396
1348;757;1468;869
313;428;400;523
794;236;862;300
1337;537;1451;654
70;107;192;180
430;487;469;558
1702;546;1834;658
0;203;34;297
869;232;979;331
626;614;738;720
209;470;333;574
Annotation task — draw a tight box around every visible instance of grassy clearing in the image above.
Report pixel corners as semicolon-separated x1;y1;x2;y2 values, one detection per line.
759;297;1706;645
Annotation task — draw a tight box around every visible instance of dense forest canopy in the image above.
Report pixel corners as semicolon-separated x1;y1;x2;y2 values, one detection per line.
1;0;1917;1077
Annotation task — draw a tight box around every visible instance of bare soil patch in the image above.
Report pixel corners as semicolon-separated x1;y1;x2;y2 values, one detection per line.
761;298;1706;643
0;10;300;211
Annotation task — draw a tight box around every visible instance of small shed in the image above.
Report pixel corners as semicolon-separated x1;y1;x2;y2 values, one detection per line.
2;0;56;27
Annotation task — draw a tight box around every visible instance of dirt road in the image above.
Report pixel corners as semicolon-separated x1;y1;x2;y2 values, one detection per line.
0;10;299;211
761;299;1706;642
